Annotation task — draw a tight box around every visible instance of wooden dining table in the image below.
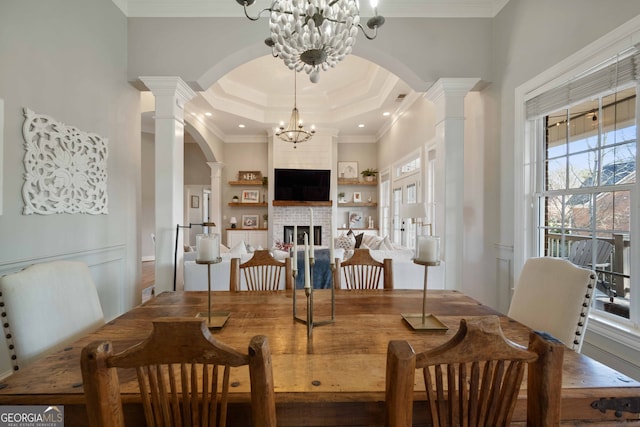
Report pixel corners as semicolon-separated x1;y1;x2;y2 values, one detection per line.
0;289;639;426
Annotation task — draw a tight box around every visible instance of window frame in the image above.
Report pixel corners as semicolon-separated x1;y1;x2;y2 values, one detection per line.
515;16;640;340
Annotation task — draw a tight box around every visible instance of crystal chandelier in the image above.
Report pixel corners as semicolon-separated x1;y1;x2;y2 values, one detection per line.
235;0;385;83
276;72;315;147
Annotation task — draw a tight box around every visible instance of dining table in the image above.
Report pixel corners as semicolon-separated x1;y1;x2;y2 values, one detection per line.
0;289;639;426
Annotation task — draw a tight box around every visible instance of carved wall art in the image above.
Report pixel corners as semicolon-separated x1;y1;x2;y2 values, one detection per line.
22;108;108;215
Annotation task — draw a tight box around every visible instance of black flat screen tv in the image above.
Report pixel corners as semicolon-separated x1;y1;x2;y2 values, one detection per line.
274;168;330;201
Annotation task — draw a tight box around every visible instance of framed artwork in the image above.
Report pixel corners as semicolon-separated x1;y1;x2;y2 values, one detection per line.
338;161;358;179
242;189;260;203
238;171;262;182
242;214;259;229
190;195;199;208
348;211;363;228
353;192;362;203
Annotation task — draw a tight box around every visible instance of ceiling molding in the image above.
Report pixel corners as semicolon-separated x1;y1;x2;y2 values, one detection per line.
115;0;511;18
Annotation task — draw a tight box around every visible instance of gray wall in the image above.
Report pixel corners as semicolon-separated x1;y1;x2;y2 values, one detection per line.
0;0;140;377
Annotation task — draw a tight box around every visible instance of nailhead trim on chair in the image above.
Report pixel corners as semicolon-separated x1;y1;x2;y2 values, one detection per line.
0;291;19;371
573;275;595;348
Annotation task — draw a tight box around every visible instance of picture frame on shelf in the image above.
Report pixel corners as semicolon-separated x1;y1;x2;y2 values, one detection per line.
348;211;363;229
241;189;260;203
338;161;358;179
190;195;199;209
353;192;362;203
238;171;262;182
242;214;259;229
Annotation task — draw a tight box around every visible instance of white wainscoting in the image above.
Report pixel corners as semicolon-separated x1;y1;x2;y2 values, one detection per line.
0;245;126;379
494;243;513;314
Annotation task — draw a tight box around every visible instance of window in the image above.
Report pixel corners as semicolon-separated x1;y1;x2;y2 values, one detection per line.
525;47;640;325
538;88;636;320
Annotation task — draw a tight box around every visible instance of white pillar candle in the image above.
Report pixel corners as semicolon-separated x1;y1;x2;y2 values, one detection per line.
416;235;440;263
197;233;220;262
329;215;335;265
309;207;314;258
304;233;310;289
292;225;298;272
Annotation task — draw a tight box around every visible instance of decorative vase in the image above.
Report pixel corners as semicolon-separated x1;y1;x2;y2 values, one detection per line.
365;176;374;182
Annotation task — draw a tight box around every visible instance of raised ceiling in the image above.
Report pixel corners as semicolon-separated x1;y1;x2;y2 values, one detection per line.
130;0;510;142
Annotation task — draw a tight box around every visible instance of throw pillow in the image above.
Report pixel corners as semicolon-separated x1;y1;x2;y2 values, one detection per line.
362;234;383;249
378;235;395;251
220;243;230;254
335;233;356;250
347;229;364;248
229;240;248;257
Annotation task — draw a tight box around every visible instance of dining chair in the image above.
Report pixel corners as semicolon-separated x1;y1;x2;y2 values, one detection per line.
508;257;596;352
385;316;564;427
568;239;616;300
229;249;293;291
81;318;277;427
0;260;104;371
337;248;393;289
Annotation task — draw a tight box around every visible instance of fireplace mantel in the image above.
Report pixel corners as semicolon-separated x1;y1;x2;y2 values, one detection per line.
272;201;333;207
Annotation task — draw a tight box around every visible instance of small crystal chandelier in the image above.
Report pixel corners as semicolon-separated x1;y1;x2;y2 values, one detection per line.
235;0;385;83
276;72;315;148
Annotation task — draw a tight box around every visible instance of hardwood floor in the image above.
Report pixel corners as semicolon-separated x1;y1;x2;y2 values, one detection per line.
141;260;155;303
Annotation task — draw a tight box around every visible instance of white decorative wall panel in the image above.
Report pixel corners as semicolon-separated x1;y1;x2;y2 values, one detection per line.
21;108;108;215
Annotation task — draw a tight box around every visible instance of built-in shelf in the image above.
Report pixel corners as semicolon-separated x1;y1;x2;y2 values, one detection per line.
337;202;377;207
272;200;333;207
337;179;377;186
228;180;264;186
225;228;267;231
228;202;268;207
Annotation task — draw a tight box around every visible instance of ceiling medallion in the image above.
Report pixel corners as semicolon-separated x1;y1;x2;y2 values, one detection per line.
236;0;385;83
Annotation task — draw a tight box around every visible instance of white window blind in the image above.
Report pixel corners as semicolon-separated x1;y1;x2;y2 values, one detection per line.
525;47;640;119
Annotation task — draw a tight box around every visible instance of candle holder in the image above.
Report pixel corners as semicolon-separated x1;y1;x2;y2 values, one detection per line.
402;260;447;330
293;257;336;337
195;257;229;328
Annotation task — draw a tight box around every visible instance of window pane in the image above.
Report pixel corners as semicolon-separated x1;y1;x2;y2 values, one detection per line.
567;152;597;189
601;142;636;186
546;157;566;191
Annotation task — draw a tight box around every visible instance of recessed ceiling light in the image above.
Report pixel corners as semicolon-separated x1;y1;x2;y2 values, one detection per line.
204;112;212;117
238;124;246;128
383;111;390;116
358;124;365;128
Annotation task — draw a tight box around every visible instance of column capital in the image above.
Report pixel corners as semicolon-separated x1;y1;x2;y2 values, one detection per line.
139;76;197;108
207;161;224;177
425;78;480;123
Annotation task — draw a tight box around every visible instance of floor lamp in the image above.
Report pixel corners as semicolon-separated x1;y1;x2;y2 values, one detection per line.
173;222;216;291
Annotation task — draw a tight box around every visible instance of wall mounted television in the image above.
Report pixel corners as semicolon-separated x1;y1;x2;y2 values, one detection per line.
274;168;331;201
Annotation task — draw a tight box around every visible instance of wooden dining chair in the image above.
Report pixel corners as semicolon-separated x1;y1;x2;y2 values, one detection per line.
337;248;393;289
508;257;596;352
229;249;293;292
81;318;276;427
385;316;564;427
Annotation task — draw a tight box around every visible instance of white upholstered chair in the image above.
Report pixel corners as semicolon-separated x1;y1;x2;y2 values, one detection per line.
508;257;596;352
0;260;105;371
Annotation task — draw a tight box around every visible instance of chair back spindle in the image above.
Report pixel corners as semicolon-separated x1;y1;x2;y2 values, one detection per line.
81;318;276;427
230;250;292;292
338;249;393;290
385;316;564;427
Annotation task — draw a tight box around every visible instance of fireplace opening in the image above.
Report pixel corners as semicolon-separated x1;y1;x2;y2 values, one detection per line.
284;226;321;246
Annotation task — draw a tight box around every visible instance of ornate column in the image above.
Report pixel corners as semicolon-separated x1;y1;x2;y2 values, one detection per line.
425;78;479;291
208;161;224;236
140;76;196;293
